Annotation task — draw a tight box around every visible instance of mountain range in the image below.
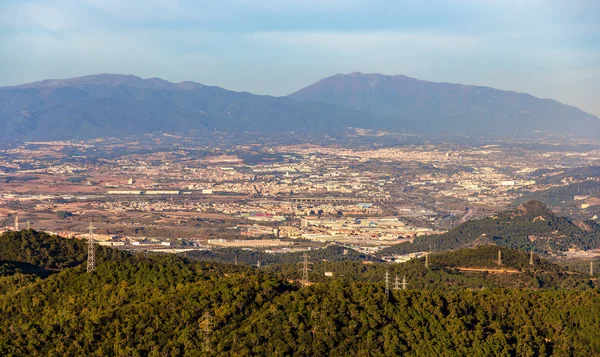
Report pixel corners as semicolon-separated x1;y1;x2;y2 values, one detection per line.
1;73;598;140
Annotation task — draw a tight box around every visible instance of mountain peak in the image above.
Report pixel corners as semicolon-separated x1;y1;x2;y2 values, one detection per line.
289;72;600;138
0;73;381;140
496;200;555;221
332;72;412;80
516;200;555;218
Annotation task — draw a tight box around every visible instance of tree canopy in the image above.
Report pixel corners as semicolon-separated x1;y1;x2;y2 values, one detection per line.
0;229;599;356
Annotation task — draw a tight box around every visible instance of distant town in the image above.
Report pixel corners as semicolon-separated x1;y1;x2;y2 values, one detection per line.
1;134;599;260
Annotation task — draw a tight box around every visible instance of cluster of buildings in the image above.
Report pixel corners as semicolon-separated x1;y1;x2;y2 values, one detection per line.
1;139;599;256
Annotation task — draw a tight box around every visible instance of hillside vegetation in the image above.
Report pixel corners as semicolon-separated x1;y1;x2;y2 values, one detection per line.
0;229;128;276
381;201;600;256
0;230;599;355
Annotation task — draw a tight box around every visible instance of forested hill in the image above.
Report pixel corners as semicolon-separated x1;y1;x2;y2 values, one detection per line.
380;200;600;256
0;229;128;276
0;231;600;355
185;244;367;266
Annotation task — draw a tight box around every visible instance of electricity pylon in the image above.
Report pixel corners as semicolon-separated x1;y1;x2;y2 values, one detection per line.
200;311;214;352
401;276;408;290
385;270;390;299
530;251;534;265
87;222;96;273
301;252;310;287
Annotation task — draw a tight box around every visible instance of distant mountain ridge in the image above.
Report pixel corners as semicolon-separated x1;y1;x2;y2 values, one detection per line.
0;74;385;140
289;72;600;137
1;72;598;140
10;74;207;91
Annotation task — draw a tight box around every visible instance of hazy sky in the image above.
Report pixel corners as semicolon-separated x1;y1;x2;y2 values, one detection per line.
1;0;599;116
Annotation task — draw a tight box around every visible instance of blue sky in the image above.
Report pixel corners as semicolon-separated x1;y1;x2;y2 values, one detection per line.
1;0;599;115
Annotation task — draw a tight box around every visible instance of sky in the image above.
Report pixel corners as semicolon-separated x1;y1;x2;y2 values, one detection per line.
0;0;599;116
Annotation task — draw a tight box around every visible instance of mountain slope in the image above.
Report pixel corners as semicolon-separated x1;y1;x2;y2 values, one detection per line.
0;229;128;276
0;74;385;140
289;72;600;137
380;200;600;256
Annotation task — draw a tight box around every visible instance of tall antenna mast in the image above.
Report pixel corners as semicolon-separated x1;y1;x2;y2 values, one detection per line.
401;276;408;290
393;274;400;290
87;221;96;273
384;270;390;299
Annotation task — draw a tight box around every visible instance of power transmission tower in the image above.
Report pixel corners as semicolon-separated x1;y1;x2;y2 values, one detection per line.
425;252;429;268
200;311;214;352
384;270;390;299
393;274;400;290
530;251;534;265
234;253;238;265
301;252;310;287
257;260;261;269
27;220;31;230
591;261;594;277
401;276;408;290
497;249;502;265
87;222;96;273
14;215;19;231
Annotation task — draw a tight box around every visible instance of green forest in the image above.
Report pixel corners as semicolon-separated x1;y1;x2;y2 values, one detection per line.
380;200;600;256
0;229;599;356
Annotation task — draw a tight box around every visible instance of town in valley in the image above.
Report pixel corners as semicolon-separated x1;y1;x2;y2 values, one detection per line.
2;134;599;263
